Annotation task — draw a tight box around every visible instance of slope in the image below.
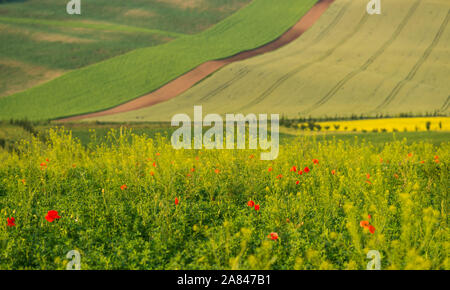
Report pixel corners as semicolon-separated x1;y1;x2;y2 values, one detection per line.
0;0;318;120
96;0;450;122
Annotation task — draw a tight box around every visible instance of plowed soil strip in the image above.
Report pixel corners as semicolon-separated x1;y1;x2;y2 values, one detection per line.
59;0;335;122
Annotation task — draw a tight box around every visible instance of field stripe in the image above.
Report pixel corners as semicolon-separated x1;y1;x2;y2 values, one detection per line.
199;68;250;102
0;16;185;38
313;2;349;43
374;9;450;112
239;6;368;111
438;96;450;113
302;0;422;115
200;0;343;106
58;0;328;122
197;1;349;104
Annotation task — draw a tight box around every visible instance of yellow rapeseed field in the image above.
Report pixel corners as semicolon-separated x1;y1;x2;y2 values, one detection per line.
315;117;449;132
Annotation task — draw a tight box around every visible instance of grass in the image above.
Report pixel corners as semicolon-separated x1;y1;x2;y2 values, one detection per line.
0;0;251;97
0;16;185;37
0;0;318;120
63;124;450;148
1;121;449;149
0;121;35;151
316;131;450;147
0;0;252;34
0;128;448;269
103;0;450;122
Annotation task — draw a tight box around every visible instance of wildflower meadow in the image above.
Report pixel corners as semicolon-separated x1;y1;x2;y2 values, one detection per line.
0;128;448;270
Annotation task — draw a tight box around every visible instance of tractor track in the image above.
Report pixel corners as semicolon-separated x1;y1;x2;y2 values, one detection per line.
198;2;349;104
239;9;368;111
374;9;450;112
302;0;422;115
198;68;250;102
438;96;450;113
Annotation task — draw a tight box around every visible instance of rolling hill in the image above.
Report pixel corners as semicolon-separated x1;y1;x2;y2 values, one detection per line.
95;0;450;122
0;0;318;120
0;0;251;97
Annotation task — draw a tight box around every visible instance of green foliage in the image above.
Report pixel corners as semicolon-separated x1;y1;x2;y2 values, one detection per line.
0;128;448;269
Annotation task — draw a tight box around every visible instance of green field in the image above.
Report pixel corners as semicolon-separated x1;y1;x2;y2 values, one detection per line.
0;128;448;269
0;0;251;97
99;0;450;122
42;123;450;147
1;120;449;154
0;0;318;120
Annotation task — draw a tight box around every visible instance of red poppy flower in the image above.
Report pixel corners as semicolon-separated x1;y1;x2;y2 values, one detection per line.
298;170;303;175
175;197;179;205
45;210;61;223
366;173;371;179
267;232;279;240
214;169;220;174
247;200;255;207
191;168;195;172
46;158;49;162
366;180;372;185
434;155;439;160
296;180;300;185
187;174;192;177
40;162;47;167
290;166;297;172
313;159;319;164
304;167;310;173
249;154;255;159
435;159;440;163
331;170;336;175
120;184;127;190
379;158;383;163
368;225;376;234
152;162;157;168
420;160;425;164
360;220;370;228
276;174;283;179
268;167;273;172
7;217;15;227
150;171;154;176
156;153;160;156
21;179;26;185
394;173;399;179
408;153;413;157
254;204;260;211
368;214;371;219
